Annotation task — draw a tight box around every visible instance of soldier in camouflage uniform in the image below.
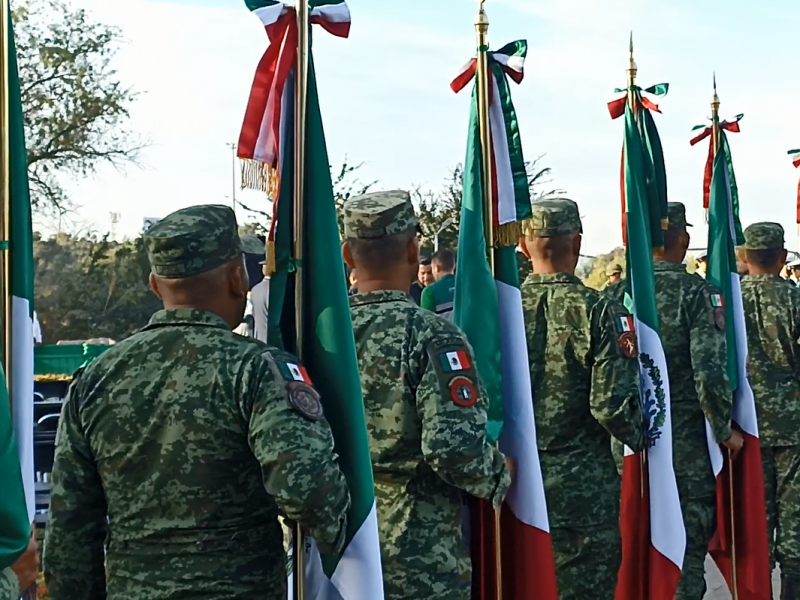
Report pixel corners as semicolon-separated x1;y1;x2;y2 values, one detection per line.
518;198;645;600
741;222;800;599
341;190;512;600
43;205;350;600
605;202;742;600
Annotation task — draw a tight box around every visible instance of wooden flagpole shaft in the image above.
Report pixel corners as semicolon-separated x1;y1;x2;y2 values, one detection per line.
475;3;502;599
711;78;738;600
292;0;310;599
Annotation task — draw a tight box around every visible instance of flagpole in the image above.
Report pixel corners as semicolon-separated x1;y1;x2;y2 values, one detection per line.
711;76;739;600
475;3;502;599
292;0;310;598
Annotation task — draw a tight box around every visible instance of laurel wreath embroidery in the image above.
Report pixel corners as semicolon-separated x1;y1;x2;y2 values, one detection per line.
639;352;666;448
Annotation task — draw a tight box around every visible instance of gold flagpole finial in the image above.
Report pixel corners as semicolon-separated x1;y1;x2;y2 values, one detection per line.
711;73;721;155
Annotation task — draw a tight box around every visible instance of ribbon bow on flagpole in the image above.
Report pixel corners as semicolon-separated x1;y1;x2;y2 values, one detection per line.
451;40;531;245
690;114;743;211
607;83;669;119
237;0;350;195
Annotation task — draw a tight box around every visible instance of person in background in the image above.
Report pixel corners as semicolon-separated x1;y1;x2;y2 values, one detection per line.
250;259;271;343
694;253;707;278
348;267;358;296
735;246;750;277
420;249;456;321
0;529;39;599
788;258;800;286
604;263;623;288
409;257;432;305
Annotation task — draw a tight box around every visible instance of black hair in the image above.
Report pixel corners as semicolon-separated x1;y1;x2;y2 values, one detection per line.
419;256;432;267
432;249;455;272
746;248;784;270
347;231;415;272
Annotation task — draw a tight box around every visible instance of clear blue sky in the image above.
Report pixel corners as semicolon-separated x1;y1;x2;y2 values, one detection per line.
59;0;800;255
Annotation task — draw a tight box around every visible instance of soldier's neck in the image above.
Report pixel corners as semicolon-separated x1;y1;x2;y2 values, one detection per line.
529;258;575;275
356;278;412;294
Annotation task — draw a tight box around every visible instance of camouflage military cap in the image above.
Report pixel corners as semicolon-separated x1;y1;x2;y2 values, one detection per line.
144;204;243;279
744;222;785;250
667;202;693;230
606;263;623;276
240;234;265;255
343;190;419;240
525;198;582;237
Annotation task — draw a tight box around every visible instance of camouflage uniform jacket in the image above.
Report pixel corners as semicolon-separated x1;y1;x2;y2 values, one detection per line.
0;568;18;600
521;273;645;528
44;308;350;600
741;275;800;446
348;290;511;596
606;262;731;499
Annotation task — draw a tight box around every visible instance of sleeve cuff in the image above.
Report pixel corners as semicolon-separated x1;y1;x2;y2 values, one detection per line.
715;422;732;444
489;458;512;510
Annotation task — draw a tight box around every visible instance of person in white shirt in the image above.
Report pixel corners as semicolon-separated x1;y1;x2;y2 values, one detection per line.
32;310;42;346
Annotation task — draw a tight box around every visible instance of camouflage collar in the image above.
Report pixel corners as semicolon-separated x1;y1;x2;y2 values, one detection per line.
524;272;583;286
653;261;686;272
742;274;786;283
348;289;413;308
144;309;231;331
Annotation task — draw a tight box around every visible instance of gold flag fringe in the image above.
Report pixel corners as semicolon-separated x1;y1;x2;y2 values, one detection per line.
661;217;668;231
494;221;525;248
264;240;277;276
240;158;280;198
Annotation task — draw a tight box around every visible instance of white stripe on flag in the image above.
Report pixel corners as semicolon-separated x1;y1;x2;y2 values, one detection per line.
637;320;685;569
492;53;524;74
253;4;286;27
489;78;516;226
729;274;758;437
496;281;549;531
330;502;384;599
12;296;34;521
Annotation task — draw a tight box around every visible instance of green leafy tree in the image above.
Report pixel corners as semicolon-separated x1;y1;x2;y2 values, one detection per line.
14;0;144;214
579;247;626;290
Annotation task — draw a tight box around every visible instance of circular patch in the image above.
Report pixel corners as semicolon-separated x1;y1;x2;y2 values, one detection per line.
287;382;324;421
618;332;638;358
713;307;726;331
449;376;478;407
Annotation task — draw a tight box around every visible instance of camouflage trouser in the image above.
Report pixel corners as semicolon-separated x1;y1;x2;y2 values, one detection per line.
675;497;716;600
550;525;620;600
762;446;800;577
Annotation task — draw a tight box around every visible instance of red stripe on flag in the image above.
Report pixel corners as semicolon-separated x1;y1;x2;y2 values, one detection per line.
608;97;627;120
298;365;312;384
620;145;627;246
796;178;800;225
469;497;559;600
456;350;472;369
616;453;682;600
709;432;772;600
702;141;714;211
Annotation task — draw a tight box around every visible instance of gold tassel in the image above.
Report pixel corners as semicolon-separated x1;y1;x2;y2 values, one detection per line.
661;217;668;231
265;240;277;276
494;221;525;248
240;159;280;197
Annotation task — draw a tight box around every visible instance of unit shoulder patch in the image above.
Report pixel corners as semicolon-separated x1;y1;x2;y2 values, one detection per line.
610;312;637;358
707;292;726;331
448;376;478;408
286;381;324;421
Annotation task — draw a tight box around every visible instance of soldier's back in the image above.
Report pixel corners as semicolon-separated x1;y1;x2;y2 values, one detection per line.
521;272;624;527
349;289;479;599
741;275;800;446
69;308;287;599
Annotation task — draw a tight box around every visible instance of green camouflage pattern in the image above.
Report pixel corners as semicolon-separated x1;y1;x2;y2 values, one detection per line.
342;190;419;240
606;261;731;599
761;446;800;576
667;201;693;229
743;222;785;250
144;205;243;279
0;568;18;600
43;308;350;600
521;273;644;530
741;274;800;577
524;198;582;238
550;526;620;600
741;275;800;446
348;290;511;600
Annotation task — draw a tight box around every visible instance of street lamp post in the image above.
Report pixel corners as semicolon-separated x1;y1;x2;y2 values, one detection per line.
434;217;455;252
226;142;237;214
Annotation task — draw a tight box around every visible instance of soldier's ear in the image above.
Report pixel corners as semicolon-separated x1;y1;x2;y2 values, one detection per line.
406;235;420;267
149;273;163;300
342;242;356;268
572;232;582;258
518;236;531;259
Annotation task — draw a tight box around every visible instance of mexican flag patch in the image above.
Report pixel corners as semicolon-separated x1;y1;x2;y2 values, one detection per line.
278;361;312;383
616;315;634;333
440;349;472;372
710;293;724;308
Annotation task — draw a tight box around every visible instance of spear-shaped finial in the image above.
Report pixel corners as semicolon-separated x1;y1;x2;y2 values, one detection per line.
711;72;720;113
627;31;637;86
476;0;489;30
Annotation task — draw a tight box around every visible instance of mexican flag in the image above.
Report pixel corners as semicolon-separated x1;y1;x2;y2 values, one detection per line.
0;8;35;573
789;149;800;240
237;3;383;599
451;41;558;600
706;132;771;600
614;100;685;600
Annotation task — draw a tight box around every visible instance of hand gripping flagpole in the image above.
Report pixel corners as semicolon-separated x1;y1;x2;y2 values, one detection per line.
293;0;310;598
711;75;739;600
474;3;503;599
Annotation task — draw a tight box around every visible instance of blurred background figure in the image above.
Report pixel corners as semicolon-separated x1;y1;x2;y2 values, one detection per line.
788;258;800;286
695;253;707;279
604;263;623;288
409;256;432;305
420;249;456;321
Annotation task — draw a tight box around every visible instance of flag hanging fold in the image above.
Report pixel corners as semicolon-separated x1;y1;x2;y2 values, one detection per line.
451;40;558;600
613;96;685;600
789;149;800;239
689;114;743;213
703;128;772;600
237;3;384;599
